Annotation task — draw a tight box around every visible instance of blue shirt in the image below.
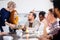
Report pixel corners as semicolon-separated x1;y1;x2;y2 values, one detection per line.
0;8;10;26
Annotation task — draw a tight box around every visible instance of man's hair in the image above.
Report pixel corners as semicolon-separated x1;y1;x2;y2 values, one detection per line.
30;12;36;19
49;8;53;13
30;11;34;13
52;0;60;10
7;1;16;8
39;11;46;17
33;13;36;19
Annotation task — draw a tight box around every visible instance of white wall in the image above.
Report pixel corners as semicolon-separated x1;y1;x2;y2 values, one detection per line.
0;0;54;25
0;0;10;9
0;0;53;13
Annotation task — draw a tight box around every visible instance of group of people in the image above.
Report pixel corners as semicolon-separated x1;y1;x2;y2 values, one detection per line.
0;0;60;40
0;1;19;35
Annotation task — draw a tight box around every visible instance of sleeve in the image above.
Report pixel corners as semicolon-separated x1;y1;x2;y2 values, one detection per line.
34;21;40;31
0;8;3;18
25;21;28;27
0;8;5;26
0;8;4;14
38;22;44;35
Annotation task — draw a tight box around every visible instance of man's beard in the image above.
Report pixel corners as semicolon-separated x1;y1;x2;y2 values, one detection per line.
28;19;32;21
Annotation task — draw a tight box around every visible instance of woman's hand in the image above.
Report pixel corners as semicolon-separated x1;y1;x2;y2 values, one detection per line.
5;22;9;25
5;22;16;29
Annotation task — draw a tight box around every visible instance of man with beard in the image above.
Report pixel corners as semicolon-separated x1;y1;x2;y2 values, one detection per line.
23;12;40;34
21;12;40;40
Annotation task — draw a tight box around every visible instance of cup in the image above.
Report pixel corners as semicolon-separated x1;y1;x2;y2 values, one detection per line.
16;30;23;37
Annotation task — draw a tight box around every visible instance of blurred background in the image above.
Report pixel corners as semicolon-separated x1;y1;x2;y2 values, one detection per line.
0;0;53;25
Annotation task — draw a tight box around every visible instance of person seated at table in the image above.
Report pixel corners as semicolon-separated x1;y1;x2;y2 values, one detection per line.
22;12;39;32
37;11;47;39
22;11;40;34
46;9;57;35
5;10;19;33
21;11;40;40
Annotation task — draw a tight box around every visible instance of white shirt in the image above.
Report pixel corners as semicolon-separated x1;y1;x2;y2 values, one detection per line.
37;22;44;35
37;19;46;36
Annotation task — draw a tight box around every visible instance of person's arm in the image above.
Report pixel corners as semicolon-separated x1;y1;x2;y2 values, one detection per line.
43;20;48;36
5;22;16;29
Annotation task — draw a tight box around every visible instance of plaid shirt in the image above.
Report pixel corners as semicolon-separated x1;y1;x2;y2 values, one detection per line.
48;18;60;35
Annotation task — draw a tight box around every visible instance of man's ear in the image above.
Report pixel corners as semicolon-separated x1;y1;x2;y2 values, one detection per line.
55;8;60;18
